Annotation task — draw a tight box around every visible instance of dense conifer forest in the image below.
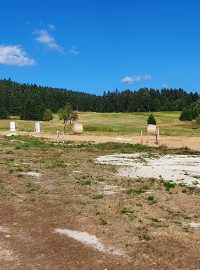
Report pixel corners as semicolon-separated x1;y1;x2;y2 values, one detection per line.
0;78;199;120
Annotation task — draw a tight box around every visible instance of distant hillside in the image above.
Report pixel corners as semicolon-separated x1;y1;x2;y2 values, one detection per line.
0;78;199;120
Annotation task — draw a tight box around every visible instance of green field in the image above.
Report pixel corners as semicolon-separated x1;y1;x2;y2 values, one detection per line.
0;111;200;136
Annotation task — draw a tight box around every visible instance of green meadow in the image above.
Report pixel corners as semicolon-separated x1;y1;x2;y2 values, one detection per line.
0;111;200;136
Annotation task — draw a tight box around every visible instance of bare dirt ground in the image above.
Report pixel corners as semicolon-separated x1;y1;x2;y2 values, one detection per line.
0;130;200;151
1;135;200;269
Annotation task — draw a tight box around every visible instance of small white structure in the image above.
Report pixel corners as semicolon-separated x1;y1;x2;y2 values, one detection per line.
10;121;16;133
35;122;41;133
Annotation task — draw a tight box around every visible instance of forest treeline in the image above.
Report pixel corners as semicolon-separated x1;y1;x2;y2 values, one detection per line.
0;78;199;120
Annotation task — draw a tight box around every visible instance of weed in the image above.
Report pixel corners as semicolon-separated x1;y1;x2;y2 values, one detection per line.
17;174;24;178
107;165;118;173
120;207;134;214
93;194;103;199
16;167;24;172
127;186;148;195
136;203;142;207
120;207;136;220
6;158;14;163
97;176;106;182
77;176;92;186
5;150;14;154
0;186;16;196
193;175;200;179
9;169;14;174
151;217;161;223
192;181;199;185
147;195;157;204
164;181;176;191
100;218;108;225
47;160;68;169
139;233;151;241
25;182;39;193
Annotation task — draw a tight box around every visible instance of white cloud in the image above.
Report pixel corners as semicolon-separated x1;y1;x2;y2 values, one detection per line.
0;45;36;66
121;74;152;84
48;24;56;31
162;83;168;88
68;46;80;55
34;29;63;52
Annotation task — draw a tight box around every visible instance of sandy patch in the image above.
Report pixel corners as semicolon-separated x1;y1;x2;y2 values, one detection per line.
102;184;118;195
99;184;125;195
0;244;18;263
0;226;10;234
113;137;131;141
96;153;200;187
54;228;124;256
6;133;17;137
0;248;15;261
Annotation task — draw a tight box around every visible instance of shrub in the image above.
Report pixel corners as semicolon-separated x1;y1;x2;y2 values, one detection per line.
43;109;53;121
179;109;193;121
196;114;200;124
147;114;156;125
57;104;78;123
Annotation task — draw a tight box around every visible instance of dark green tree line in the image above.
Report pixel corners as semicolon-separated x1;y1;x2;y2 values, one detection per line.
0;78;199;120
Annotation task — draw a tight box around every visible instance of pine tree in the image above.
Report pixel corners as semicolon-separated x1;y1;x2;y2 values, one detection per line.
147;114;156;125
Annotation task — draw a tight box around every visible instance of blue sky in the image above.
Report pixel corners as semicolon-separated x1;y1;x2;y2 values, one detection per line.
0;0;200;95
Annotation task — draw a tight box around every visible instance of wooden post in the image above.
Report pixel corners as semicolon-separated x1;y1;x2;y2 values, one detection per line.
156;128;160;145
146;134;150;144
140;130;143;144
56;130;60;144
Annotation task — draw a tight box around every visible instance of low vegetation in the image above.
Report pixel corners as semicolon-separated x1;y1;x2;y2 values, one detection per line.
1;135;200;269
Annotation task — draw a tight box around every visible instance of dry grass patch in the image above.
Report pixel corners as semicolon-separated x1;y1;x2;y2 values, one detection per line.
0;135;200;269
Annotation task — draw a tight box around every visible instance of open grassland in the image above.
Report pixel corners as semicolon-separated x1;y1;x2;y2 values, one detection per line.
0;111;200;136
0;135;200;269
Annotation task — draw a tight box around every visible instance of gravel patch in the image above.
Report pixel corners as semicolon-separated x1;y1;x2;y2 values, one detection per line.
96;153;200;187
22;172;41;178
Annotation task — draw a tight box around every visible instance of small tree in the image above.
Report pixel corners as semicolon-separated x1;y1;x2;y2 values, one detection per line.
147;114;156;125
196;114;200;124
43;109;53;121
179;109;193;121
57;108;66;120
57;104;78;124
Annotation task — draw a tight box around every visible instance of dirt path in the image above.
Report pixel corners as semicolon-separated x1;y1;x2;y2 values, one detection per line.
1;130;200;151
